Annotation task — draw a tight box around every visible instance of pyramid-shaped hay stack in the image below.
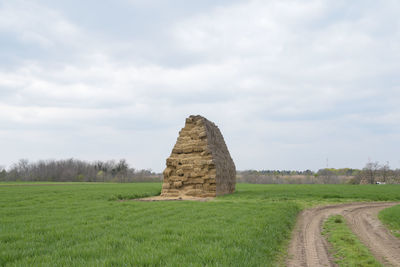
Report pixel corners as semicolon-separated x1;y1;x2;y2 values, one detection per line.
161;115;236;197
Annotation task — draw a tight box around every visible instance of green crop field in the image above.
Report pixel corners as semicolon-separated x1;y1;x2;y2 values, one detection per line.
1;183;400;266
379;204;400;238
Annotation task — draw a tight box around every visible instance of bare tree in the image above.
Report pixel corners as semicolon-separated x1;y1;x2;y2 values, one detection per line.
0;165;6;181
380;161;390;183
394;169;400;183
363;161;380;184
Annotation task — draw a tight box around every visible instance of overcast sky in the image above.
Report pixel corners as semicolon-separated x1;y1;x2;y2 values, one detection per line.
1;0;399;172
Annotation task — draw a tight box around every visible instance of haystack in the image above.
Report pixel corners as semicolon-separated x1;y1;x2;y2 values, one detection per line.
161;115;236;197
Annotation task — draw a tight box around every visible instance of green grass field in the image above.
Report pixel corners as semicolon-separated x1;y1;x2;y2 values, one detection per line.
379;204;400;238
1;183;400;266
322;215;382;267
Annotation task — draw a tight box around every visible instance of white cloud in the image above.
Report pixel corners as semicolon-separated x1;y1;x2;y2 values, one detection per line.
0;0;399;170
0;1;82;47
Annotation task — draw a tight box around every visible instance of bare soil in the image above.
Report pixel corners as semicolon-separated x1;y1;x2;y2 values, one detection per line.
287;202;400;267
133;196;214;202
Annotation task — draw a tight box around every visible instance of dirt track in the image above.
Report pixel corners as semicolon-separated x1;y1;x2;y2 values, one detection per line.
286;202;400;267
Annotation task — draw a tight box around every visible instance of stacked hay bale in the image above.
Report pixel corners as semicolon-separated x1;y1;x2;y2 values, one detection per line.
161;115;236;197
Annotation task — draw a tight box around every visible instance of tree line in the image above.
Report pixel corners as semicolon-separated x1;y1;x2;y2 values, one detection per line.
0;159;162;182
247;168;360;177
1;159;398;185
238;162;400;184
353;161;399;184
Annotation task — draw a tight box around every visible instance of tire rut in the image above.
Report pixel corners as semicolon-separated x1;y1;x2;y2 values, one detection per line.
286;202;400;267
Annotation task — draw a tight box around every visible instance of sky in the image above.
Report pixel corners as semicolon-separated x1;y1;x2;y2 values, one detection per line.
0;0;399;172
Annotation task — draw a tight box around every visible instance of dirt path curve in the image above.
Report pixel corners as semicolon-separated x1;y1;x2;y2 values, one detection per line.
286;202;400;267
